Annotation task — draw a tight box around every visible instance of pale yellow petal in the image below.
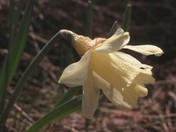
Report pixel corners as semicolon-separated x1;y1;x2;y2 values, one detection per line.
123;45;164;56
112;51;152;69
133;68;155;85
95;28;130;53
92;72;132;109
59;51;91;87
92;71;148;109
82;72;100;119
122;84;148;108
134;85;148;97
90;51;153;109
112;51;155;84
90;51;141;90
122;91;138;108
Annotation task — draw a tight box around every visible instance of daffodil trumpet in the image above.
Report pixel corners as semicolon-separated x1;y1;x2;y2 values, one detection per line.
59;28;163;119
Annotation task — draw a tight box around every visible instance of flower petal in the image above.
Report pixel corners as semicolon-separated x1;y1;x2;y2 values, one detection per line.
123;45;164;56
82;72;100;119
133;85;148;97
134;68;155;85
90;51;141;89
112;51;151;69
59;51;91;87
92;72;132;109
95;28;130;53
122;84;148;108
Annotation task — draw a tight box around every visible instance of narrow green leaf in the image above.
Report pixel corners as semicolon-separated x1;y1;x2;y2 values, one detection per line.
26;96;82;132
0;0;15;113
9;0;15;44
0;0;34;114
108;21;119;37
122;3;132;31
86;0;93;37
8;0;34;84
9;0;25;45
54;87;81;108
0;31;61;124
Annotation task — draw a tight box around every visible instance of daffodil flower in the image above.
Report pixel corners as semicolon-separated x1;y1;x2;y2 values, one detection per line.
58;28;163;119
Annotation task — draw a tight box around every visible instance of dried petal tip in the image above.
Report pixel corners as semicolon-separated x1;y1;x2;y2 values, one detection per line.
59;29;79;43
59;29;92;56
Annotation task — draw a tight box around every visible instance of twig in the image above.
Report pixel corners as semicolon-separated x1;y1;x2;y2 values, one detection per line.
14;104;34;125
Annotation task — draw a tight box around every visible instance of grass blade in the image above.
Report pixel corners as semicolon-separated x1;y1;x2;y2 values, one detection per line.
86;0;93;37
108;21;119;37
0;0;34;113
122;3;132;31
9;0;25;45
26;96;82;132
0;31;61;125
7;0;34;84
9;0;15;43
